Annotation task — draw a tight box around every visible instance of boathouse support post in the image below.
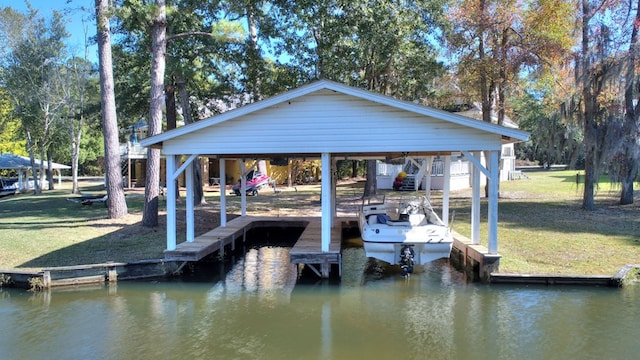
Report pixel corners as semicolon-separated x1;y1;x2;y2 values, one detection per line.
331;158;338;219
488;150;500;254
424;157;433;199
417;158;425;192
463;151;496;246
442;155;451;225
465;151;482;244
186;159;194;242
240;159;246;217
321;152;331;252
166;154;198;249
176;155;199;242
166;155;177;251
220;159;227;227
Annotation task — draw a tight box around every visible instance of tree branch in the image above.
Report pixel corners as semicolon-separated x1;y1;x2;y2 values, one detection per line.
167;31;213;41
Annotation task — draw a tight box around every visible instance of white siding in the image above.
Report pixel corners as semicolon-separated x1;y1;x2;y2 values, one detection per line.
162;90;502;155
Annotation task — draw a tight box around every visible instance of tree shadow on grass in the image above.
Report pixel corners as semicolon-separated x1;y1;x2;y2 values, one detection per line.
11;180;639;270
17;209;230;269
14;185;361;270
449;195;640;246
1;191;108;219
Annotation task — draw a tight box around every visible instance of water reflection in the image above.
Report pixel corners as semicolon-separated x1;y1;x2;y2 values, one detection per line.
225;246;298;305
2;245;640;360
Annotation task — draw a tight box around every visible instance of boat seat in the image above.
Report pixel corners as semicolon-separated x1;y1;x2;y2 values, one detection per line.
368;215;378;225
376;214;392;224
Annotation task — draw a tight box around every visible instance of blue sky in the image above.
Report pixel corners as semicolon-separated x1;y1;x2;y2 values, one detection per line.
3;0;98;61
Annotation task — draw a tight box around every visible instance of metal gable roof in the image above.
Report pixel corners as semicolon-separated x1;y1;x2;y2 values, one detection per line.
140;79;529;150
0;153;71;170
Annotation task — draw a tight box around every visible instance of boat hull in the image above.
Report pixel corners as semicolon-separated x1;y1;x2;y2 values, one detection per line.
358;196;453;266
362;240;453;265
360;223;453;265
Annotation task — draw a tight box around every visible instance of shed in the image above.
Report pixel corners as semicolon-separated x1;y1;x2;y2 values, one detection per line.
140;79;529;270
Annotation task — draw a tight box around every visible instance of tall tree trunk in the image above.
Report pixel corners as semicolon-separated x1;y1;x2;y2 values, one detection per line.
497;29;509;126
246;3;262;101
581;0;596;210
142;0;167;227
582;121;596;210
25;130;41;194
38;147;46;193
165;82;176;131
620;0;640;205
176;77;191;125
71;115;83;194
478;0;493;124
362;160;377;197
165;80;180;200
96;0;128;218
478;0;494;198
177;76;205;204
46;150;54;190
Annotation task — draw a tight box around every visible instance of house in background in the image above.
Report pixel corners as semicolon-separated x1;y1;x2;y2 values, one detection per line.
120;119;150;188
376;102;520;191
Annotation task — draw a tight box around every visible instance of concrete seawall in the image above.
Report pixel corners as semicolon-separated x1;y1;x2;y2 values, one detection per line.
0;259;179;289
449;232;638;287
2;244;638;289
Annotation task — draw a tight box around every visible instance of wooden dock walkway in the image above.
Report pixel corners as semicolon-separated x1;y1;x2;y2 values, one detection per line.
289;218;344;278
164;216;254;262
164;216;358;278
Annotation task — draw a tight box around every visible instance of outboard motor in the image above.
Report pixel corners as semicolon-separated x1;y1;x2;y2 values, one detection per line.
399;245;415;277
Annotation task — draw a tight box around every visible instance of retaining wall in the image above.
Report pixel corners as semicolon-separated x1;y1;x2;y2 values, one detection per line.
0;259;179;289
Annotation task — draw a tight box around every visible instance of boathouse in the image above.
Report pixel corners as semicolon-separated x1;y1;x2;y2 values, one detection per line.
140;80;529;280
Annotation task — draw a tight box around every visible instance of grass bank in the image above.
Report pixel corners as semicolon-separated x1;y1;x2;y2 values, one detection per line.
0;170;638;276
449;170;640;275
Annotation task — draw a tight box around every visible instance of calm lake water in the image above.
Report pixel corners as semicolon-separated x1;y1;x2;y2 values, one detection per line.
2;243;639;360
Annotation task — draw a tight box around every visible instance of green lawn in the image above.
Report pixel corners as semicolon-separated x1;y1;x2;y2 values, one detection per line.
0;170;638;275
0;183;167;270
449;170;640;275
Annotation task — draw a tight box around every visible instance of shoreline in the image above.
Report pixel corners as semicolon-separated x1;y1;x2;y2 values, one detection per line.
2;261;638;290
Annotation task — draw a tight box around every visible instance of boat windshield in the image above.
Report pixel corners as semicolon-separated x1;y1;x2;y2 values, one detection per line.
398;196;436;215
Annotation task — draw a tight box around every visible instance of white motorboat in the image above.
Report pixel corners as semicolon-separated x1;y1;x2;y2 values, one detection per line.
358;195;453;267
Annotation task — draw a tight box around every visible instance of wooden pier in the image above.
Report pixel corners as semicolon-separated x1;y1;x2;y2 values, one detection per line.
289;218;345;278
164;216;357;278
164;216;252;262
